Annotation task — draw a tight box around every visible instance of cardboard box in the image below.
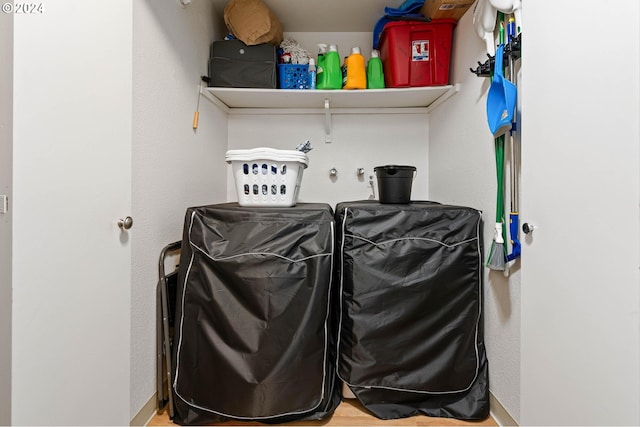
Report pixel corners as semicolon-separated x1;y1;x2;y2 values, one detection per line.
420;0;475;21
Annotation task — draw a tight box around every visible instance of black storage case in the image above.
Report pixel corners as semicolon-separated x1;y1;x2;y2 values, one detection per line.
171;203;340;425
208;39;277;88
335;201;489;421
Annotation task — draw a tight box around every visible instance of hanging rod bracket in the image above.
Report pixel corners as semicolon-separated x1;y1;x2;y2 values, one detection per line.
324;99;332;143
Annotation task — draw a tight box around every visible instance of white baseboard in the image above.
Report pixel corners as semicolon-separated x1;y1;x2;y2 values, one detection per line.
490;392;518;426
131;393;158;426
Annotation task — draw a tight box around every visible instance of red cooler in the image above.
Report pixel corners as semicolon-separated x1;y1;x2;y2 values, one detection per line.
379;19;456;87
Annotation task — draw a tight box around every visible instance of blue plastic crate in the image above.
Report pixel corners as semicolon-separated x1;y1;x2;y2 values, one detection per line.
278;64;309;89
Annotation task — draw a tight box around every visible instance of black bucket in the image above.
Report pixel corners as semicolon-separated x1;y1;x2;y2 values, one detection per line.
374;165;416;204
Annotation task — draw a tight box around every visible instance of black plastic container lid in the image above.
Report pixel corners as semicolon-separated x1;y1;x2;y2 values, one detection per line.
374;165;417;176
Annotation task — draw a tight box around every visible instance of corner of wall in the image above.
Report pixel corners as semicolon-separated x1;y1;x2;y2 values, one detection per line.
490;392;519;426
130;0;228;421
428;9;522;423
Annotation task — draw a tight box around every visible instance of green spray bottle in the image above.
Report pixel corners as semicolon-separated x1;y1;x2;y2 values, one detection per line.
315;44;328;89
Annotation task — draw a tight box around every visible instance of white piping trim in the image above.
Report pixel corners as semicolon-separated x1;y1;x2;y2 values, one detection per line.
337;208;484;395
172;210;196;393
334;208;349;378
172;209;334;420
191;243;332;264
345;233;478;249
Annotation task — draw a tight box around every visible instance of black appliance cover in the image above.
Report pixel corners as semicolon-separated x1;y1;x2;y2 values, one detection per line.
335;201;489;420
172;203;340;425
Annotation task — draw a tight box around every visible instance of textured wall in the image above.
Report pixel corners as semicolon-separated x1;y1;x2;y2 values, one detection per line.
227;112;430;208
130;0;227;420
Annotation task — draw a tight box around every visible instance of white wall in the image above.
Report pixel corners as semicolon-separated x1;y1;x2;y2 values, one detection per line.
131;0;228;422
285;31;374;63
0;8;13;427
428;10;521;423
227;113;430;208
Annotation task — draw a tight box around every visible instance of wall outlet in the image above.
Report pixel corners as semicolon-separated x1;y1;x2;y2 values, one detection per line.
0;195;7;214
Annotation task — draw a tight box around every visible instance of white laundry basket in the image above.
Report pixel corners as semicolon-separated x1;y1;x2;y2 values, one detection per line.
225;147;309;207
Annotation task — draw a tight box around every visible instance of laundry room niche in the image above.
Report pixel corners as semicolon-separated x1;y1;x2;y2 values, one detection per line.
200;0;463;207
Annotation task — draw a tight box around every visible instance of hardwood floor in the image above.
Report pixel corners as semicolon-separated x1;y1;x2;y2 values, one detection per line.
147;399;497;426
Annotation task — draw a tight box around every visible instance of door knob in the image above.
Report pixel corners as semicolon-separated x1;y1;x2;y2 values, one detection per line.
118;216;133;230
522;222;535;234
